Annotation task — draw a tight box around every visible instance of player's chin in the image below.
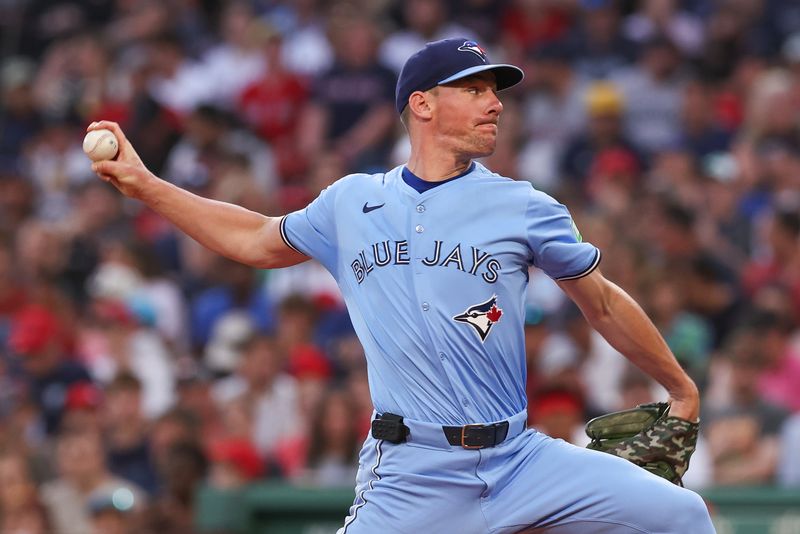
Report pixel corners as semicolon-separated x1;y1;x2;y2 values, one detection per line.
474;139;497;158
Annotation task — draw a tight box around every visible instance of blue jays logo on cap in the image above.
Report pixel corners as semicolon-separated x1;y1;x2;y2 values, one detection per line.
457;41;488;62
453;295;503;342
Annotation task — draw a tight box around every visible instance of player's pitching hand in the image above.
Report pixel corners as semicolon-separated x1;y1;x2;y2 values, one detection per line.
87;121;153;200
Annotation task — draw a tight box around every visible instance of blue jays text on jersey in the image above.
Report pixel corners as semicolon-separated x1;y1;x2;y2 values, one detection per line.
349;239;501;285
280;162;600;426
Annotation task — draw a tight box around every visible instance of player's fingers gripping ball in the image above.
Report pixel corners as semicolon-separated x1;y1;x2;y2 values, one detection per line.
83;128;119;162
585;402;699;486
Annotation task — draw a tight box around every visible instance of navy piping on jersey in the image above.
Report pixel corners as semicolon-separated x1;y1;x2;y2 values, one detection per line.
402;162;475;193
279;215;302;254
555;249;602;281
341;439;384;533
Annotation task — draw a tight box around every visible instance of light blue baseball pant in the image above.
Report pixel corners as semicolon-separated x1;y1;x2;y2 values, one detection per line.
337;410;715;534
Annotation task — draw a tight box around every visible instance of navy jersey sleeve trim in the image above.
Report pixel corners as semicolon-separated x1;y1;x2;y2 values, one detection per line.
279;215;303;254
555;248;602;281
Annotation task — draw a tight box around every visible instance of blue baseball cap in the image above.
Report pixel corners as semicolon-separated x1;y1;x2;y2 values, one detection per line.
395;38;524;114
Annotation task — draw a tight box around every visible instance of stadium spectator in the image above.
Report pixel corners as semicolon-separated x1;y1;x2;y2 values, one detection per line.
380;0;474;74
559;81;644;201
518;42;587;190
40;427;146;534
294;387;360;487
614;36;688;156
212;333;303;458
0;448;51;534
237;23;311;183
101;373;159;496
622;0;704;58
298;12;396;173
9;305;91;435
564;0;636;80
703;333;788;485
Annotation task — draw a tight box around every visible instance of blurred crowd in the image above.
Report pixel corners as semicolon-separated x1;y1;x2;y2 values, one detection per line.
1;0;800;532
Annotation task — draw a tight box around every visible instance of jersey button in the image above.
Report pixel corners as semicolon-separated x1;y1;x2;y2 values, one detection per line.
415;224;424;233
421;302;430;311
416;205;425;213
461;398;469;407
439;352;446;361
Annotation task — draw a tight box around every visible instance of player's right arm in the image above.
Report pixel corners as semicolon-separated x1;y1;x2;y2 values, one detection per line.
88;121;309;269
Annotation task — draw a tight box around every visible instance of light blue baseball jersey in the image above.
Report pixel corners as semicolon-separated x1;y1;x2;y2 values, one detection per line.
280;162;599;425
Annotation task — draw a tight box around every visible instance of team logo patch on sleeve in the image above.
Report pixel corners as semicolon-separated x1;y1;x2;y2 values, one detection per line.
453;295;503;342
458;41;488;62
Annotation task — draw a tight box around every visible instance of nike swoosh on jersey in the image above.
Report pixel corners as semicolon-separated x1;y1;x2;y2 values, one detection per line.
362;202;385;213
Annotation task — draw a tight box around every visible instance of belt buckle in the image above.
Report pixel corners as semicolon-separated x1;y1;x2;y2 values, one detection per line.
461;423;485;449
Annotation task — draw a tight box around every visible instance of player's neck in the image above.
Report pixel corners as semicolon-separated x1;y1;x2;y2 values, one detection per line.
406;150;472;182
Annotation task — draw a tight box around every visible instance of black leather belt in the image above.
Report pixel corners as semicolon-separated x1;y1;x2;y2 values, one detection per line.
443;421;509;449
372;413;511;449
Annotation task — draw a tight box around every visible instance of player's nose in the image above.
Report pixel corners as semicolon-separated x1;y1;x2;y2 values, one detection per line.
486;90;503;115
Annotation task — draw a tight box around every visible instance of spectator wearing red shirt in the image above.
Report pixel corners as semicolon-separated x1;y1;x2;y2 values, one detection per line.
237;24;310;182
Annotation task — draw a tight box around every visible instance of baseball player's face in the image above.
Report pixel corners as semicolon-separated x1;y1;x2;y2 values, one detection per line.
431;72;502;159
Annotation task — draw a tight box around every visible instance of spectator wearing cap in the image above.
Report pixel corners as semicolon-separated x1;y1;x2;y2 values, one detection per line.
60;381;104;436
529;386;587;446
8;305;92;435
558;81;644;201
207;437;266;490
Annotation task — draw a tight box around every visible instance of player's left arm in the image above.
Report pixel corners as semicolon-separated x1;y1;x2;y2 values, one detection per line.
557;269;700;421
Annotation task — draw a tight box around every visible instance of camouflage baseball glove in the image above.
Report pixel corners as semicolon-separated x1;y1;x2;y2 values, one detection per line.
585;402;699;486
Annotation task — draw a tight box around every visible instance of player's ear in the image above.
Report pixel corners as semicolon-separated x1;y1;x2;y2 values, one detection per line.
408;91;433;120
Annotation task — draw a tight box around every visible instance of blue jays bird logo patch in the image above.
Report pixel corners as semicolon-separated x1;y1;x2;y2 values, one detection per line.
458;41;488;62
453;295;503;342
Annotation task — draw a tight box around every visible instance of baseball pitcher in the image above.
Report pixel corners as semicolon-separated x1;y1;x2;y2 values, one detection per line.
89;38;715;533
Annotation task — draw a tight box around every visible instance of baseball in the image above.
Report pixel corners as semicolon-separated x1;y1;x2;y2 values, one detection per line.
83;128;119;162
